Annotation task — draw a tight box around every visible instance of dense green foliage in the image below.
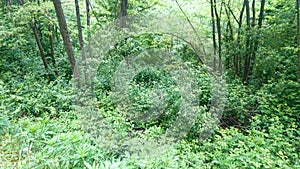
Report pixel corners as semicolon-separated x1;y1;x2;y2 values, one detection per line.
1;0;299;168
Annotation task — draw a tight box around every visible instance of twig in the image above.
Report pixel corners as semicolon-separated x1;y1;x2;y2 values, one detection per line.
174;0;207;58
137;2;159;14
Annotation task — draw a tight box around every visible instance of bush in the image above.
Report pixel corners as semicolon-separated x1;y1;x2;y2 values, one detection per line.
199;127;299;168
0;75;73;118
221;81;255;129
252;80;300;130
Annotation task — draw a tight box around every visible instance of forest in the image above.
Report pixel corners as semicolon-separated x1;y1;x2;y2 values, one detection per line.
0;0;299;168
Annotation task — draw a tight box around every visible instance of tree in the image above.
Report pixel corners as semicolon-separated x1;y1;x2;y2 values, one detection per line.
242;0;251;83
250;0;265;73
17;0;50;75
53;0;80;84
49;24;58;76
120;0;128;28
210;0;217;71
85;0;92;59
251;0;255;27
236;1;246;77
297;0;300;81
30;21;49;72
213;0;222;73
75;0;88;83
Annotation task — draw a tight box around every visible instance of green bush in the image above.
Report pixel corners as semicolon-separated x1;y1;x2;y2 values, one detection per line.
221;81;255;128
252;80;300;130
1;75;73;118
199;127;299;168
127;68;181;128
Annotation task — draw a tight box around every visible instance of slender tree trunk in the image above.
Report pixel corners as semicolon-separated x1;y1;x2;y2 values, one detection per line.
224;2;234;71
297;0;300;81
257;0;265;29
224;3;234;41
120;0;128;28
75;0;88;84
213;0;222;73
243;0;251;83
226;3;239;24
49;25;58;76
251;0;256;27
30;21;49;72
21;0;50;75
53;0;80;85
87;1;100;23
249;0;265;76
236;1;246;77
210;0;217;71
85;0;93;59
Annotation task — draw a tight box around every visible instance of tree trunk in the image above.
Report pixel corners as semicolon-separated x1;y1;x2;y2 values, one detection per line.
49;25;58;76
236;1;246;77
243;0;251;83
120;0;128;28
257;0;265;29
75;0;88;84
213;0;222;73
224;3;234;42
20;0;49;74
85;0;93;59
224;3;235;71
251;0;256;27
297;0;300;81
30;21;49;72
249;0;265;77
210;0;217;71
53;0;80;85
